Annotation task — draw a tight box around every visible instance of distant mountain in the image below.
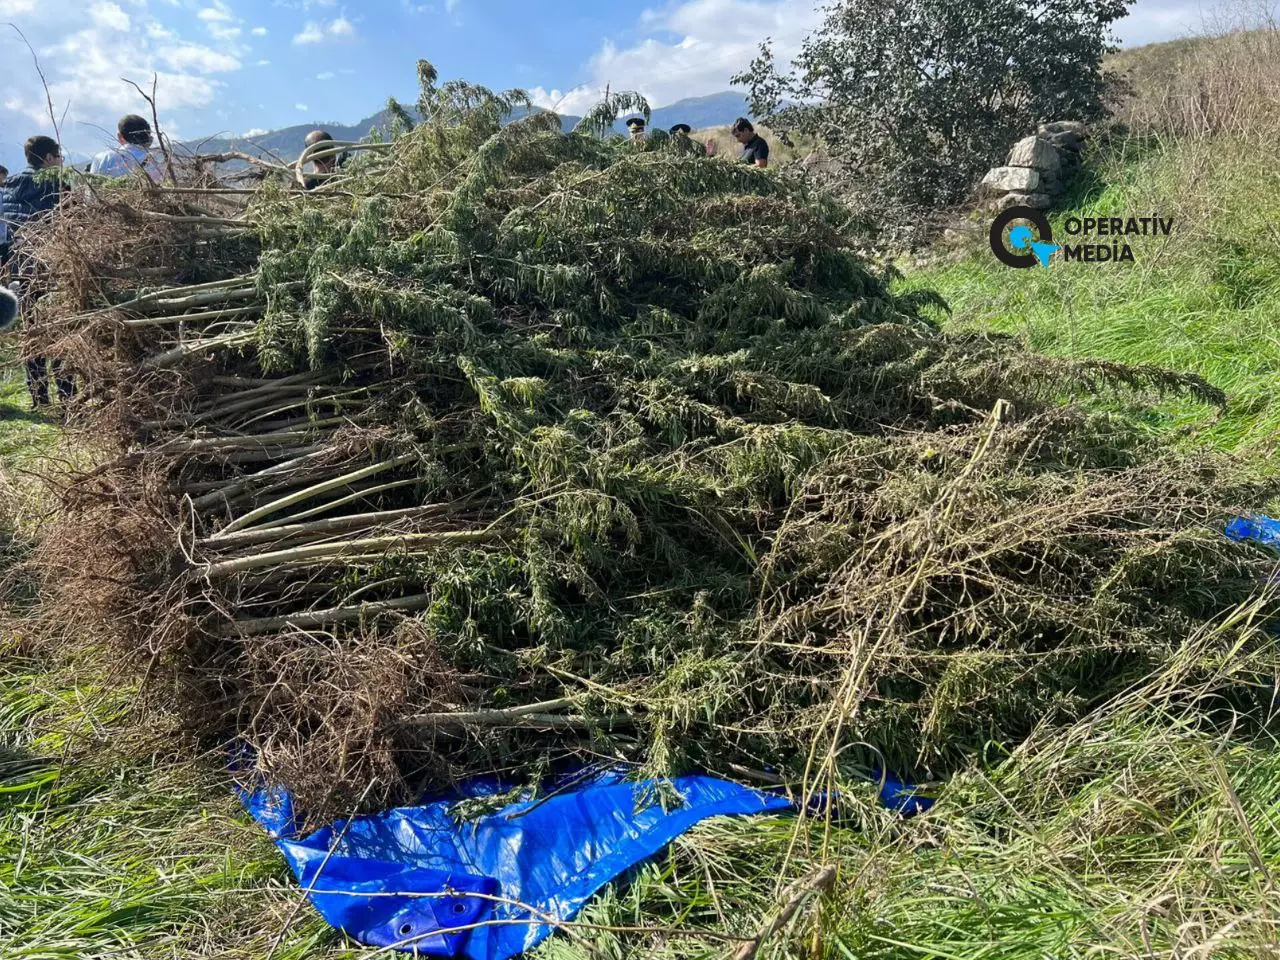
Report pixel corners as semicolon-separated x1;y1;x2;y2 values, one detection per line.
182;92;756;163
644;92;754;132
180;108;400;163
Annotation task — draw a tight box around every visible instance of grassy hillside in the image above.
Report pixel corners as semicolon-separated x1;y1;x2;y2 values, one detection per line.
906;25;1280;453
906;137;1280;450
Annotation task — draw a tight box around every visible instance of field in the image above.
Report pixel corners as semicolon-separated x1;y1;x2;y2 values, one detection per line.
6;23;1280;960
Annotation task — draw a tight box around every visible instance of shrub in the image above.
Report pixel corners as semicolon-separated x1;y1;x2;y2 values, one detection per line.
736;0;1134;222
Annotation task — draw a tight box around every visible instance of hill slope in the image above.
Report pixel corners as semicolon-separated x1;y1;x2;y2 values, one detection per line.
185;91;757;161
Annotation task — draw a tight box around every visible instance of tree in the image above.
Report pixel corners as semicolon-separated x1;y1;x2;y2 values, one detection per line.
736;0;1133;220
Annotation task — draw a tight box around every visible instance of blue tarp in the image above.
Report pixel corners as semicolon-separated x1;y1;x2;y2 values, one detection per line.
241;770;792;957
1226;514;1280;551
240;766;932;958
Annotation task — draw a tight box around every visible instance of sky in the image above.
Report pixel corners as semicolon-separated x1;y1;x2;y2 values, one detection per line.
0;0;1250;172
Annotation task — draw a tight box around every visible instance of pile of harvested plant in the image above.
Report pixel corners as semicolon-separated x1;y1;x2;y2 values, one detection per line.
19;65;1280;817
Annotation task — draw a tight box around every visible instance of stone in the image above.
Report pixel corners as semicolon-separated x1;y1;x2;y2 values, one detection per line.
982;165;1041;194
1049;131;1085;152
998;191;1052;211
1007;136;1061;173
1039;121;1087;138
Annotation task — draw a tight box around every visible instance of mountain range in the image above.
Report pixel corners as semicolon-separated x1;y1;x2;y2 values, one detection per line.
184;91;754;162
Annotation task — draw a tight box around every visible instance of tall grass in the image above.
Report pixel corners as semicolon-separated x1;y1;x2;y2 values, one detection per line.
0;661;352;958
908;11;1280;452
910;137;1280;450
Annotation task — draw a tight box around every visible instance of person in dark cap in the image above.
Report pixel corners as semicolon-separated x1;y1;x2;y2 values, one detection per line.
668;123;712;157
625;117;646;144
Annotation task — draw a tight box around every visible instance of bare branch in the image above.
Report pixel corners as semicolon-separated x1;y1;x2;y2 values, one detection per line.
7;22;62;143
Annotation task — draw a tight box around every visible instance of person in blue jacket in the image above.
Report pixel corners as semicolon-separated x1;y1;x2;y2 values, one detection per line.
1;135;71;410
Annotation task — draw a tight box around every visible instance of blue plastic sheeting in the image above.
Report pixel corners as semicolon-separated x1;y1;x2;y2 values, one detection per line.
241;770;792;958
878;770;935;816
1226;515;1280;551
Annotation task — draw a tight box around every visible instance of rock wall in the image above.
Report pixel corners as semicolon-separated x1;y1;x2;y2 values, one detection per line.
980;122;1088;211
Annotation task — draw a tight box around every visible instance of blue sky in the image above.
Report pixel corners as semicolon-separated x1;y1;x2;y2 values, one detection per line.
0;0;1244;172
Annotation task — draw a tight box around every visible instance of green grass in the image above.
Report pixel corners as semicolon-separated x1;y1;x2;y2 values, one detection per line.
905;135;1280;451
0;360;347;958
0;664;357;958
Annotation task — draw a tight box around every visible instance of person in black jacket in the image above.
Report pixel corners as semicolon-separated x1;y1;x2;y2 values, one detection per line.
0;135;70;410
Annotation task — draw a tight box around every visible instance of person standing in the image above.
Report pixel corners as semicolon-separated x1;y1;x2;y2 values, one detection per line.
668;123;711;157
300;130;338;190
90;115;164;182
1;135;71;411
0;166;9;260
625;117;647;144
731;118;769;169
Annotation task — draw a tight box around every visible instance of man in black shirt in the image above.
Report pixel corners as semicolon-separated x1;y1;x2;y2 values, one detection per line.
731;118;769;168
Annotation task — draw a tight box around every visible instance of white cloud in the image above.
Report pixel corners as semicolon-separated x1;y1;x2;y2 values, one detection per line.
160;44;242;73
538;0;1236;118
0;0;245;164
257;59;271;65
293;22;325;43
536;0;821;115
251;26;268;35
445;0;459;11
197;5;234;22
242;127;269;137
296;103;309;111
317;71;336;80
89;1;132;31
293;16;357;44
327;15;356;37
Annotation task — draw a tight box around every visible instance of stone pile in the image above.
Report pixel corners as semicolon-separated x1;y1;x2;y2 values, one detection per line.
980;121;1088;211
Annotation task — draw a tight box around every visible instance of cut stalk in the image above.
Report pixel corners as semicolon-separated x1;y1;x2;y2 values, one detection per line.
403;699;610;731
233;477;423;532
218;446;327;466
214;455;416;537
204;528;499;577
125;305;263;328
188;448;341;511
141;330;256;371
200;506;449;549
157;429;325;454
222;594;434;636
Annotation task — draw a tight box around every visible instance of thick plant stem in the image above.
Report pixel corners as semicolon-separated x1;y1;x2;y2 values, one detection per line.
124;305;264;328
404;699;592;730
188;448;341;512
214;454;417;537
141;330;256;371
203;528;500;577
157;429;326;454
222;594;434;636
199;505;451;549
245;477;422;530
